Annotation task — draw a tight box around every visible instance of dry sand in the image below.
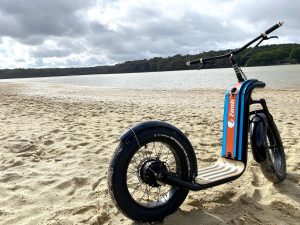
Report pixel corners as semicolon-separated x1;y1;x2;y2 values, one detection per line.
0;82;299;225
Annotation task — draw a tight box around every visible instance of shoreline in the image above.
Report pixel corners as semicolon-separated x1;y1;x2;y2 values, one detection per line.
0;83;299;225
0;56;299;79
1;64;300;91
1;82;299;101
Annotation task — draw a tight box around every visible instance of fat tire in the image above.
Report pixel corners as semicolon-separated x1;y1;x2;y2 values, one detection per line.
259;118;286;183
108;127;191;222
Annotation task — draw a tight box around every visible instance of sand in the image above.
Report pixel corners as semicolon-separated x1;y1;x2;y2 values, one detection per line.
0;82;299;225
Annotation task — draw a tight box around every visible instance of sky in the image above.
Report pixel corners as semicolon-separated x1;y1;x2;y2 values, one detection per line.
0;0;299;69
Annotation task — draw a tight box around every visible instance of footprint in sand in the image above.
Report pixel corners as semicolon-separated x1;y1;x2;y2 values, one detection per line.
78;142;89;147
50;128;62;134
0;160;24;171
271;200;298;216
89;212;110;225
72;205;97;215
187;190;236;209
0;173;23;182
55;176;89;196
44;140;54;146
92;177;105;191
252;188;263;201
250;166;270;188
215;190;236;205
8;142;37;154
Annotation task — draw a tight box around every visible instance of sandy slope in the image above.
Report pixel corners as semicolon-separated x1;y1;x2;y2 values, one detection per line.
0;83;299;225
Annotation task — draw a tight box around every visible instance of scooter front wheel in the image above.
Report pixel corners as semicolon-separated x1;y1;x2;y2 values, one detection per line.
108;127;191;222
260;119;286;183
250;113;286;183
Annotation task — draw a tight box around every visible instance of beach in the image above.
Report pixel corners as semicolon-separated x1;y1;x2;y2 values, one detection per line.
0;82;299;225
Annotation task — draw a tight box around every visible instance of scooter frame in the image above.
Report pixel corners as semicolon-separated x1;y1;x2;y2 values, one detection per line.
120;79;266;191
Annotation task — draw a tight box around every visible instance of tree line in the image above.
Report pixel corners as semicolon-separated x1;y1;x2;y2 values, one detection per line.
1;43;300;79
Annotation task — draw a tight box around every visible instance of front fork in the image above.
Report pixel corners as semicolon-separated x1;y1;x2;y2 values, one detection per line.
250;98;273;122
249;98;278;162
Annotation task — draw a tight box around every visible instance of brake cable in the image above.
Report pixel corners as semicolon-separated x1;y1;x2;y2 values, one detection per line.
241;36;278;61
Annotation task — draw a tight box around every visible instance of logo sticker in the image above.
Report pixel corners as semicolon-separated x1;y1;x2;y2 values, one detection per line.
228;120;235;128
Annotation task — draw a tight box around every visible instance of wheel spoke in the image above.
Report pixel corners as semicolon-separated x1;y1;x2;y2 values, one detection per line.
158;143;165;158
128;166;137;173
156;187;161;204
147;186;153;205
164;147;172;163
140;185;148;203
131;155;141;167
153;142;160;158
129;180;143;196
126;141;180;208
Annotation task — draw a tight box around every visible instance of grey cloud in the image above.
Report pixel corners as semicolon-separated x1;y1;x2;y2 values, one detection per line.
30;38;86;58
0;0;299;68
232;1;300;24
31;48;73;58
86;10;250;64
229;0;300;39
15;58;26;63
0;0;92;44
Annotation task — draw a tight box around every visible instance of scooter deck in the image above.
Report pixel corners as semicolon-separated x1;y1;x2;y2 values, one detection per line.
195;158;245;184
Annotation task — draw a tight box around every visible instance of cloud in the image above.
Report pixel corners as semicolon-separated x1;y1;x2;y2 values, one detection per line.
30;38;85;59
0;0;92;44
0;0;299;68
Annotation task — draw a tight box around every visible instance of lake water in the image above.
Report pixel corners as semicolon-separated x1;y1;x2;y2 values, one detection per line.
2;65;300;90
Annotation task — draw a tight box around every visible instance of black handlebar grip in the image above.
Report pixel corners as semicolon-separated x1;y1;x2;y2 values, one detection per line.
264;21;284;35
255;81;266;88
186;58;203;66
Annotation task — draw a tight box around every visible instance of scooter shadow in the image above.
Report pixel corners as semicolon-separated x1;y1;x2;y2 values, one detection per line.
130;176;300;225
273;172;300;203
130;209;226;225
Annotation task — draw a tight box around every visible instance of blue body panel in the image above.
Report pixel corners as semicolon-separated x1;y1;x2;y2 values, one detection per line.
237;80;256;160
221;80;256;160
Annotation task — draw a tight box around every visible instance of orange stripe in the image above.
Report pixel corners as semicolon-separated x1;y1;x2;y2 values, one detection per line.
226;94;236;157
225;82;241;158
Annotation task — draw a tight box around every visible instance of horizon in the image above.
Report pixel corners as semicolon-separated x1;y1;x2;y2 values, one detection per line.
0;42;298;70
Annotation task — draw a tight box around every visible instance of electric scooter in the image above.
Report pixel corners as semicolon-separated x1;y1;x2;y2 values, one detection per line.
108;22;286;222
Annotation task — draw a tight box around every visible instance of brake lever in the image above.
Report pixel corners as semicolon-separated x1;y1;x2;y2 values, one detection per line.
240;35;278;61
264;35;278;40
198;61;210;69
199;63;205;69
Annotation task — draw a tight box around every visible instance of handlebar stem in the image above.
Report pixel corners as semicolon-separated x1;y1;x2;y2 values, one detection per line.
230;55;244;82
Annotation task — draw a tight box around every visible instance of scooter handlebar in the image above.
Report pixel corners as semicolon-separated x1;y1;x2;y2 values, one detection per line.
186;58;203;66
186;22;284;67
264;21;284;35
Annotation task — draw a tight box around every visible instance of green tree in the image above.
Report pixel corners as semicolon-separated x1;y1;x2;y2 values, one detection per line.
289;47;300;63
1;43;300;79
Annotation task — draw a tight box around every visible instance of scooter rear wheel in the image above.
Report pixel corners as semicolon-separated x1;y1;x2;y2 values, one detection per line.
108;128;190;222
